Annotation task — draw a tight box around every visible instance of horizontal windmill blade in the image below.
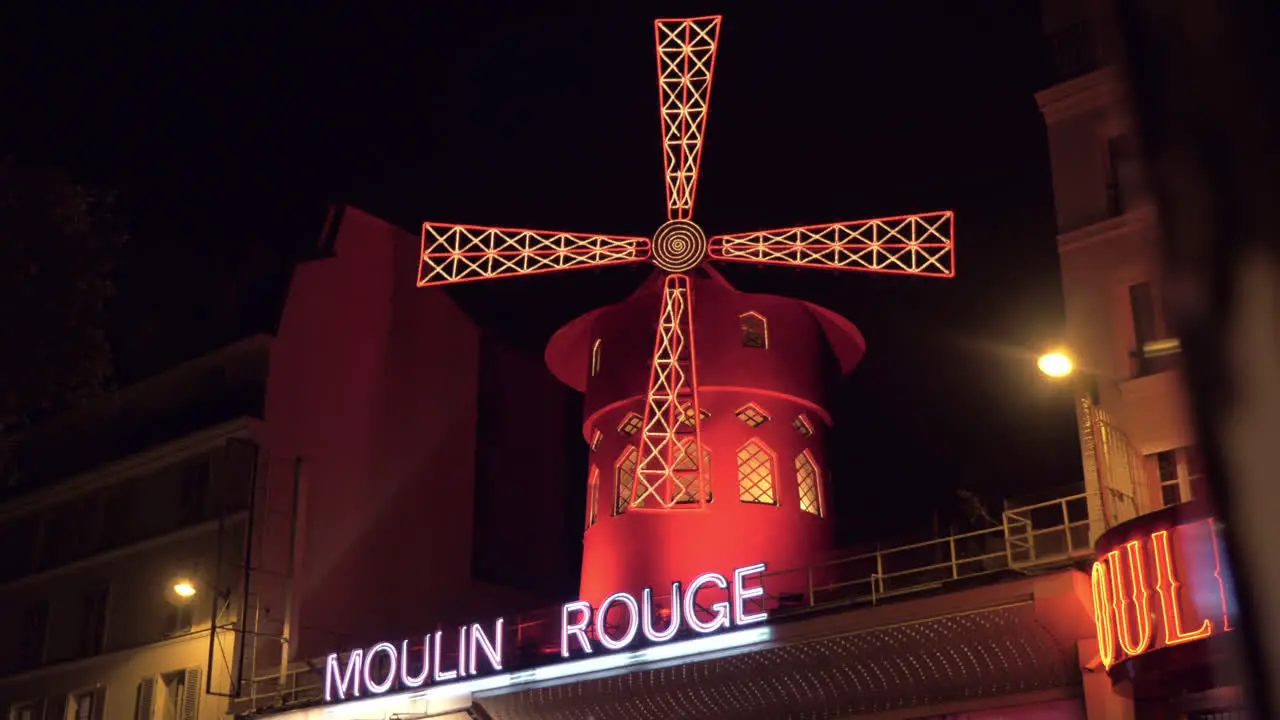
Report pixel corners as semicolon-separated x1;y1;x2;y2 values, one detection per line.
708;211;955;277
655;16;722;221
418;223;651;287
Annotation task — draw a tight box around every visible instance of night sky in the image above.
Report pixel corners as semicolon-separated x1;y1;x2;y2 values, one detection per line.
1;3;1081;547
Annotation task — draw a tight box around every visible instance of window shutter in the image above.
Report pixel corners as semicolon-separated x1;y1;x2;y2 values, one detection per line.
43;695;65;720
135;677;155;720
181;667;201;720
91;689;106;720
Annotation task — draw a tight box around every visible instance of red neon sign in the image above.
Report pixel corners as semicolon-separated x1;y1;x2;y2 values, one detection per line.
1090;518;1236;669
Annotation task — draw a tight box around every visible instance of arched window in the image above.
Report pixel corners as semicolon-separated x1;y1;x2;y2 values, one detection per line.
586;466;601;529
673;440;713;504
739;312;768;349
590;339;603;377
794;451;822;517
737;439;777;506
614;446;638;515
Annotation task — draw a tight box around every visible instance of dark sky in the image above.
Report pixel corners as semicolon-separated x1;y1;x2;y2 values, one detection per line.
1;2;1081;543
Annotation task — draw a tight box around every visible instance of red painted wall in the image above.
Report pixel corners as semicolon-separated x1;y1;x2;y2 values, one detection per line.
265;207;484;657
548;272;863;606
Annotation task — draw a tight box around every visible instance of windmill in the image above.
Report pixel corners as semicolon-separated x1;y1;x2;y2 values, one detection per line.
418;15;953;604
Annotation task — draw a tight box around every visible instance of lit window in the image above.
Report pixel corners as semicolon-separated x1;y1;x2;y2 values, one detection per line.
68;689;103;720
734;402;771;428
792;414;814;437
586;466;600;529
614;446;638;515
590;339;602;377
590;428;603;452
737;440;777;506
679;402;711;427
1156;446;1201;507
617;412;642;437
673;440;712;504
794;451;822;516
739;312;768;349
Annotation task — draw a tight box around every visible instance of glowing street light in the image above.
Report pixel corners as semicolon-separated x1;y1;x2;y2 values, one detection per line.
173;580;197;599
1037;351;1074;379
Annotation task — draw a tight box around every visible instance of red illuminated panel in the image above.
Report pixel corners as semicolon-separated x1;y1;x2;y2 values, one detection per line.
708;212;954;277
419;223;651;286
654;16;722;221
1150;529;1212;645
1090;518;1234;670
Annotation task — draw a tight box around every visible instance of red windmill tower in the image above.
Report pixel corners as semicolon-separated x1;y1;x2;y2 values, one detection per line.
418;15;953;608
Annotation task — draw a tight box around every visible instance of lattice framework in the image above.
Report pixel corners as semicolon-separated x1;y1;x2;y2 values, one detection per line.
655;16;721;220
419;225;650;286
635;274;707;509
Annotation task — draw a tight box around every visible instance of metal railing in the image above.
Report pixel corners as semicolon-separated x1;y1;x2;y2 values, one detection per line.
230;492;1096;715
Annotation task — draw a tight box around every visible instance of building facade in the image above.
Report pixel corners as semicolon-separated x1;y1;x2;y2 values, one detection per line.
1038;0;1242;716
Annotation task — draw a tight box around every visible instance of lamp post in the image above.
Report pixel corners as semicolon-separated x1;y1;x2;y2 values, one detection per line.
1037;350;1117;541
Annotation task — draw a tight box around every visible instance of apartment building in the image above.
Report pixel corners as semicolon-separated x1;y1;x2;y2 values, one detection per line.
0;205;575;720
0;338;268;720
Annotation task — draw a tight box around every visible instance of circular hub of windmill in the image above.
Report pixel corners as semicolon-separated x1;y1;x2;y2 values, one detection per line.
651;219;708;273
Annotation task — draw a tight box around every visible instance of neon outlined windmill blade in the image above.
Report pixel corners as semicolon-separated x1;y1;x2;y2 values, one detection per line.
418;223;652;287
708;211;955;277
633;274;707;509
655;15;722;222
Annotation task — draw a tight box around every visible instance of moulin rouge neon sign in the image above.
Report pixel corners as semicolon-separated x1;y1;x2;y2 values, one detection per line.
324;562;769;702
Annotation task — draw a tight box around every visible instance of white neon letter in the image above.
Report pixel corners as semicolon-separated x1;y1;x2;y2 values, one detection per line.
732;563;770;626
433;629;458;682
456;626;468;677
324;649;363;701
399;635;430;688
561;600;594;658
595;592;640;651
470;618;504;675
684;572;731;633
642;584;682;642
362;642;397;695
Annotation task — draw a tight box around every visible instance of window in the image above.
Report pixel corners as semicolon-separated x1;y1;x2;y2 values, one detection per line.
1106;133;1146;216
734;403;771;428
590;339;602;377
590;428;603;452
617;412;643;437
678;402;710;427
179;459;211;525
1157;446;1202;507
18;600;48;668
794;451;823;516
739;312;768;349
792;414;814;437
67;689;104;720
80;585;109;657
614;446;638;515
737;440;777;506
672;440;712;504
139;668;201;720
7;702;37;720
586;467;600;529
165;602;195;637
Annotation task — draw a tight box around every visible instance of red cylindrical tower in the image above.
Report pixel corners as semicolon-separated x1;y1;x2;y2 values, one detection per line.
546;270;865;607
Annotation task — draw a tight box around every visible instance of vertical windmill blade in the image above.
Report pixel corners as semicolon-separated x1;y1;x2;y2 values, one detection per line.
418;223;652;286
655;16;722;221
634;274;708;509
708;211;955;277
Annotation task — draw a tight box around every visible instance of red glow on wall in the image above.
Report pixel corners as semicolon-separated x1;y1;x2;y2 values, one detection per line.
1090;516;1236;670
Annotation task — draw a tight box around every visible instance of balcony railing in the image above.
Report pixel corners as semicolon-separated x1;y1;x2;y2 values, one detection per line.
230;491;1096;715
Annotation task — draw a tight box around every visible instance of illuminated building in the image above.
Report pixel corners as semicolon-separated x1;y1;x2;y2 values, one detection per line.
1038;0;1242;715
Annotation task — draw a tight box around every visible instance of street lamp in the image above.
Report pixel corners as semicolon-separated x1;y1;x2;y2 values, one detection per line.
1037;351;1074;379
173;580;197;599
